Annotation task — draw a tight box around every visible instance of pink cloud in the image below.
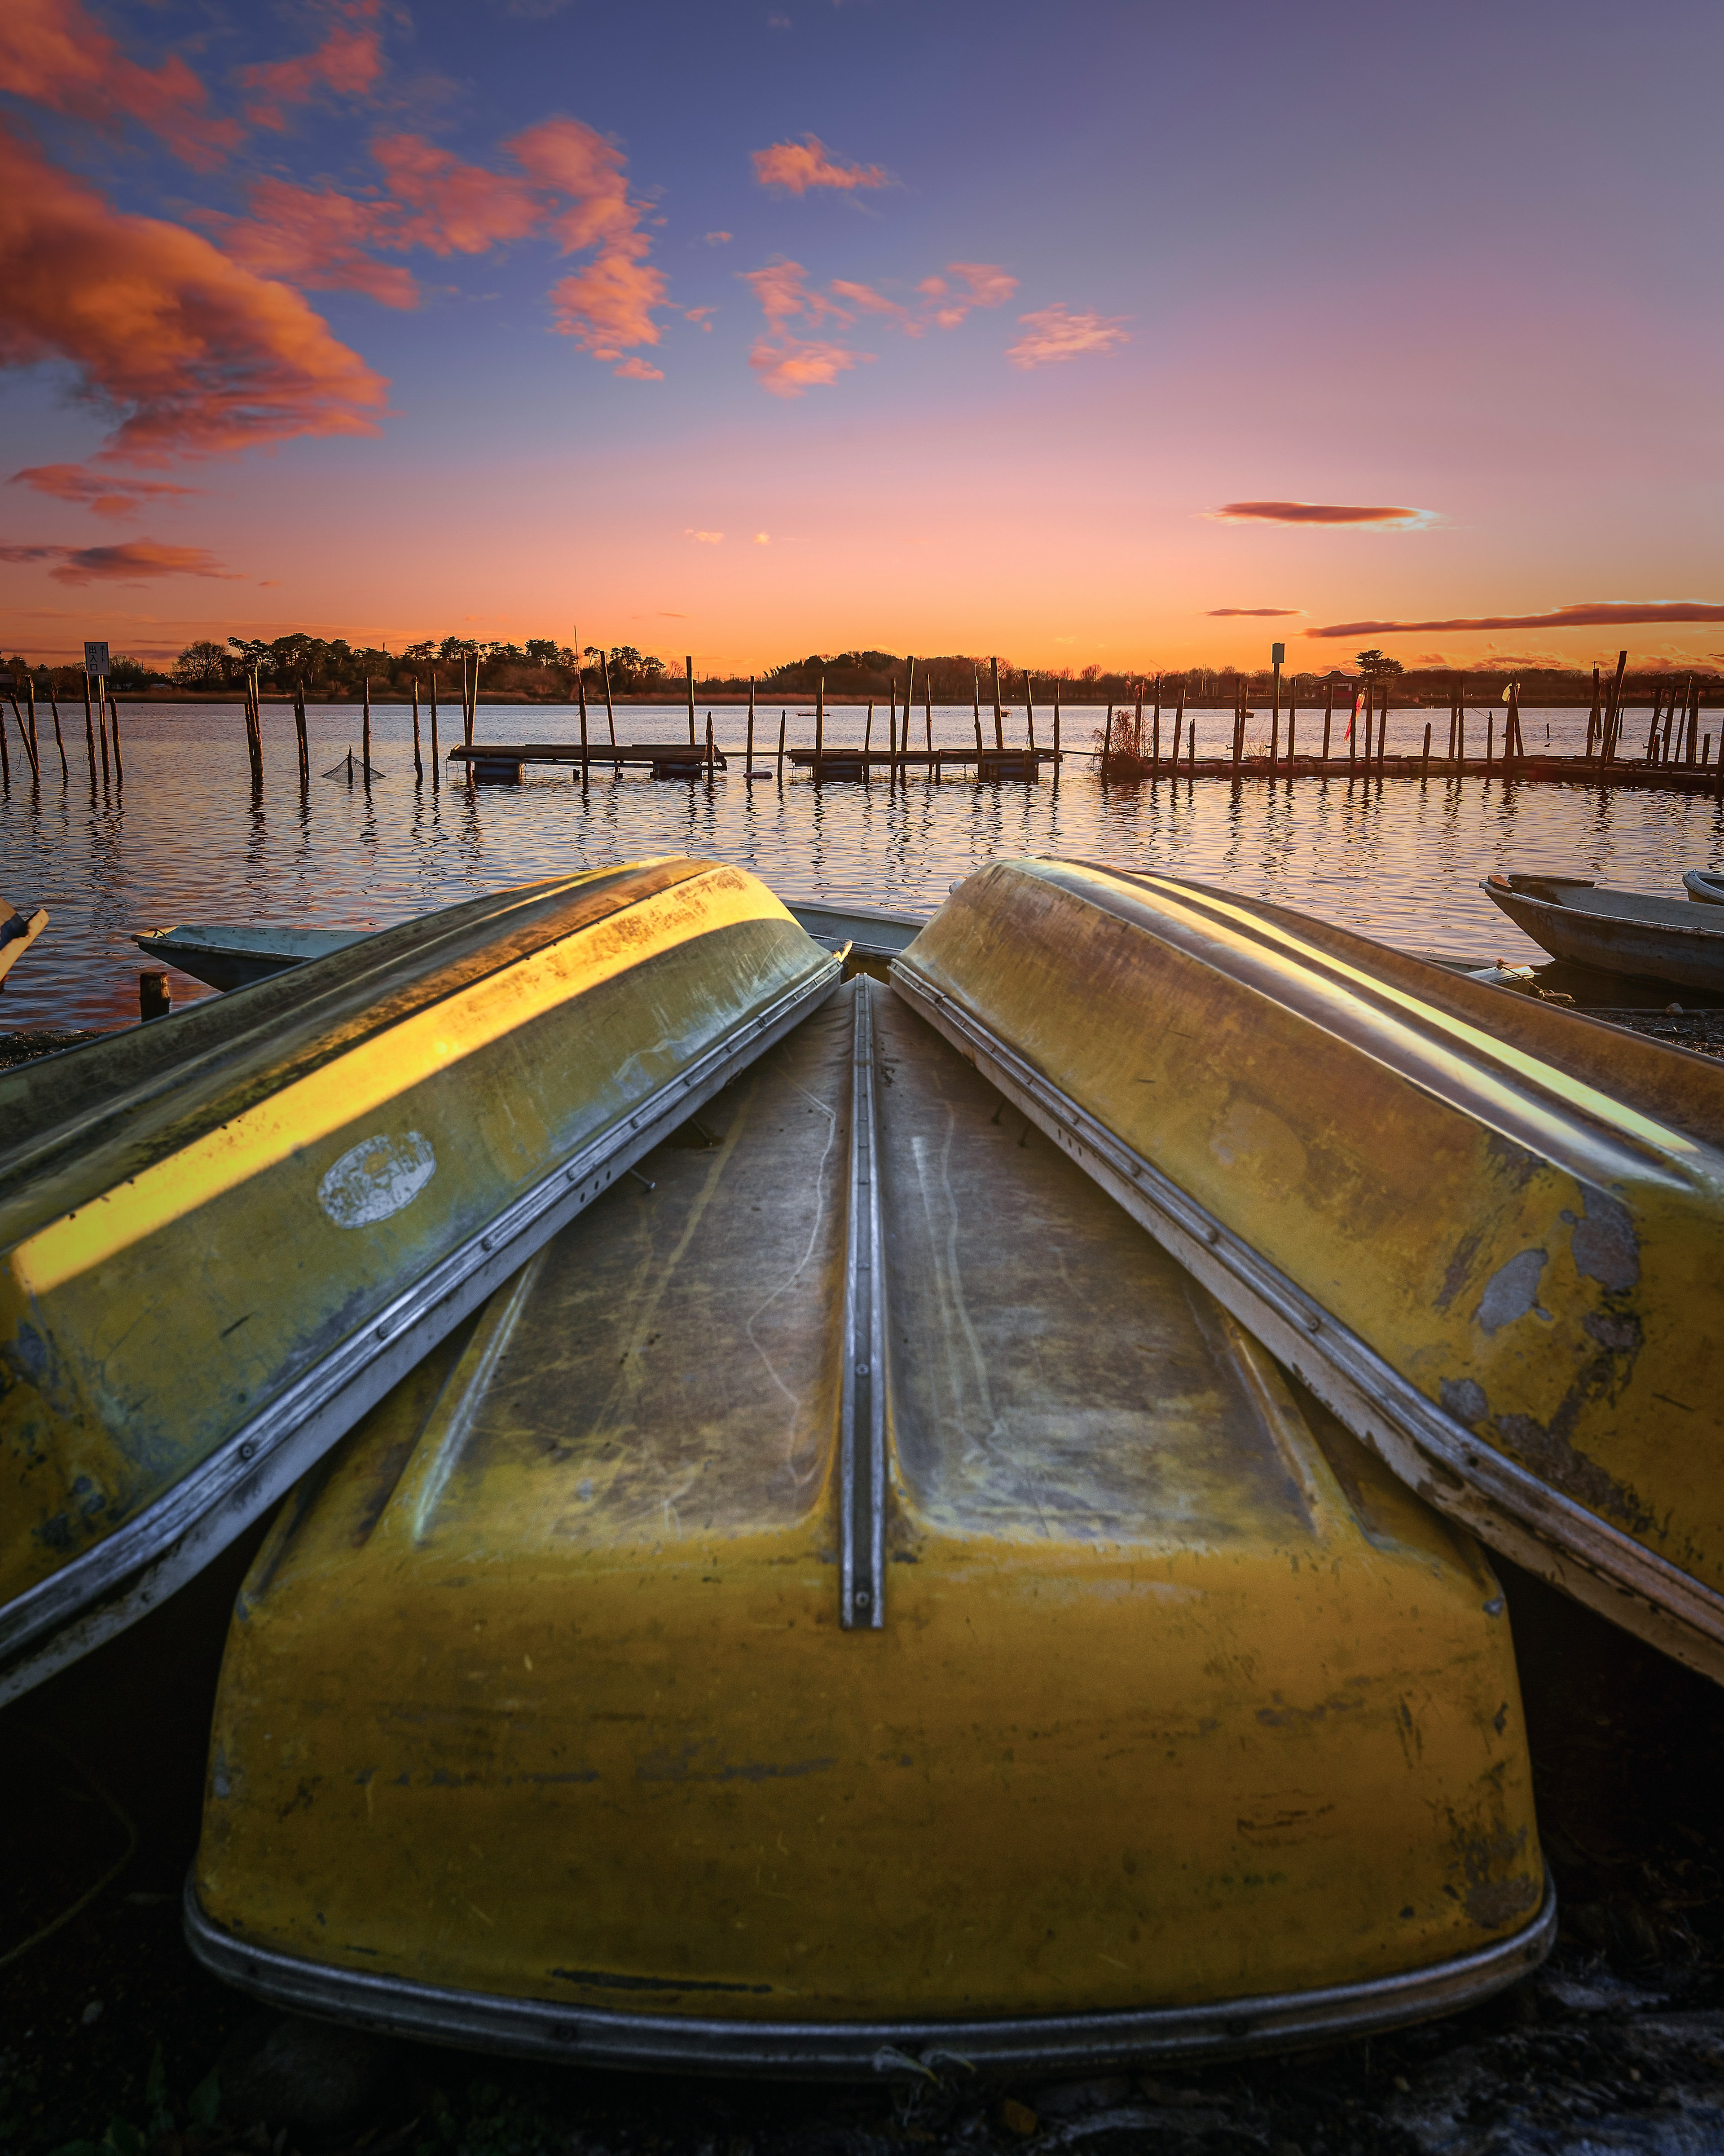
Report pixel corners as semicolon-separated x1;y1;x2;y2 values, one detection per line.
0;537;239;584
1208;606;1303;617
11;462;200;518
1006;304;1130;368
0;0;239;168
748;336;861;398
1309;600;1724;637
830;278;909;320
370;135;543;255
744;258;851;330
201;178;419;307
949;262;1017;308
0;124;387;463
613;355;664;380
243;24;382;129
752;135;888;194
1214;501;1425;525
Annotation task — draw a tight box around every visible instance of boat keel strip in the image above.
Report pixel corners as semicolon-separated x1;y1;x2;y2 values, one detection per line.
183;1872;1555;2079
890;961;1724;1689
839;982;887;1630
0;951;842;1703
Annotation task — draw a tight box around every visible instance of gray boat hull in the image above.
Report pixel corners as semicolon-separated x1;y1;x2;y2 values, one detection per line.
1483;875;1724;991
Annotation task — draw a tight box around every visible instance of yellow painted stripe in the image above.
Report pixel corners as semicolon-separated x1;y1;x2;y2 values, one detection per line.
14;876;796;1297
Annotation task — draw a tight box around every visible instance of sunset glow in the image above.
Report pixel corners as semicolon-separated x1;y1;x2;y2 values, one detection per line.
1;0;1717;675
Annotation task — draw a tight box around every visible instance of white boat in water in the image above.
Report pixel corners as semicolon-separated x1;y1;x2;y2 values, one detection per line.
1482;873;1724;992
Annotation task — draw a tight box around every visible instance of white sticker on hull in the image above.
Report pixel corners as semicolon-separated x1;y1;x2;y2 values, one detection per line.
319;1132;437;1228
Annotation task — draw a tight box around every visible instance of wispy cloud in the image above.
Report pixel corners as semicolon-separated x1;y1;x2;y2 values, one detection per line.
741;256;1013;392
0;538;239;584
613;355;663;379
242;20;383;131
1211;500;1425;525
1006;304;1129;368
1309;600;1724;638
686;529;724;543
749;335;860;397
0;0;239;168
12;463;200;519
202;179;420;307
752;136;888;194
1208;606;1303;617
0;125;387;463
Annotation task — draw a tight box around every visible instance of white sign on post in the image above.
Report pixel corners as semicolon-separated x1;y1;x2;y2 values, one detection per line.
84;640;111;678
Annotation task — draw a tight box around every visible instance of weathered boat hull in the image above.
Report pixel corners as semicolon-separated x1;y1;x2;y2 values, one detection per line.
0;899;48;988
1684;870;1724;906
1482;873;1724;990
894;860;1724;1684
189;979;1549;2072
1;861;840;1701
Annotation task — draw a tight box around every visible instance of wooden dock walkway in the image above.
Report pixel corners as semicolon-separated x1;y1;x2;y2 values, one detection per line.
448;741;725;779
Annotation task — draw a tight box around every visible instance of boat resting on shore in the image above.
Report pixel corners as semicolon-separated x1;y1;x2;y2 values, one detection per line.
1482;872;1724;992
1;860;841;1701
1684;870;1724;906
893;861;1724;1684
134;901;926;995
188;972;1550;2073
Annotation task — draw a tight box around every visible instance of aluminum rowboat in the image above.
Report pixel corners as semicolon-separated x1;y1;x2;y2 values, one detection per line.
1482;873;1724;991
133;903;926;995
1;861;841;1701
1684;870;1724;905
186;975;1549;2072
893;860;1724;1685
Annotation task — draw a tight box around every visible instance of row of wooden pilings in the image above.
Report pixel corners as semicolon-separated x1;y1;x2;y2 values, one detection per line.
2;672;123;789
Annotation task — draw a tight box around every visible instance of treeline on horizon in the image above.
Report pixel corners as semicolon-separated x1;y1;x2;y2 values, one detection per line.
4;633;1717;705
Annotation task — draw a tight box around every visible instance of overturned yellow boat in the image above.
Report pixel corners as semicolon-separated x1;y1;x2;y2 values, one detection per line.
895;859;1724;1684
189;974;1549;2073
0;861;840;1700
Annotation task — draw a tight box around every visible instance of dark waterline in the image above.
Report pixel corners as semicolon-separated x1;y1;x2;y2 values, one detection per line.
2;702;1719;1030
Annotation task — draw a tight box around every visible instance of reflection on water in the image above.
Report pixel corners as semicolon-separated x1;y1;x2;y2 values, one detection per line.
2;702;1720;1029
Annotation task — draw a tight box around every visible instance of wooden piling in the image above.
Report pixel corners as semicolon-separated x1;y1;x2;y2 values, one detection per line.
927;674;937;778
815;675;825;770
362;675;373;778
601;651;617;746
706;713;716;781
685;655;696;746
576;643;590;767
0;691;9;786
1052;678;1061;780
990;656;1004;750
24;679;42;780
577;666;589;786
1421;721;1432;776
45;685;68;782
1604;649;1628;761
776;710;786;785
1100;705;1113;784
972;670;984;755
899;662;912;781
1287;702;1296;766
80;672;96;782
1487;711;1495;767
1269;666;1280;774
862;698;872;768
1023;671;1034;754
107;685;123;782
747;678;756;777
96;677;110;785
6;691;34;783
429;670;440;785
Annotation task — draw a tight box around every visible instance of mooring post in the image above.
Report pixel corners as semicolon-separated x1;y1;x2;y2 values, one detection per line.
990;656;1003;750
108;684;123;782
685;655;695;747
1323;680;1333;762
602;651;617;746
928;673;938;779
576;640;590;781
429;670;440;786
706;712;715;782
1100;705;1113;784
815;675;825;772
972;669;983;757
362;675;372;778
1052;677;1061;780
862;698;872;772
295;678;309;785
777;710;786;785
747;677;756;778
46;685;69;782
80;671;96;783
412;679;424;782
1422;722;1432;777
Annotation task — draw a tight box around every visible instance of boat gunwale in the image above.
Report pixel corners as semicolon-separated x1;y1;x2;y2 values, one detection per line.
888;959;1724;1690
0;952;843;1703
1483;874;1724;940
180;1869;1557;2078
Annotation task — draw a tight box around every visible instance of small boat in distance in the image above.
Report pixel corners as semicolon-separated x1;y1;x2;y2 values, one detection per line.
136;900;927;993
1683;869;1724;905
0;894;47;989
1482;872;1724;992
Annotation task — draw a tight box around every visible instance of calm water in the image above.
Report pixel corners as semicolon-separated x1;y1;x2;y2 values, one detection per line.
2;701;1719;1029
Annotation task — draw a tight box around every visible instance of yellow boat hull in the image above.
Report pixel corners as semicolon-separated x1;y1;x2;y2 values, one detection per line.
189;980;1548;2072
1;861;839;1699
894;859;1724;1684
